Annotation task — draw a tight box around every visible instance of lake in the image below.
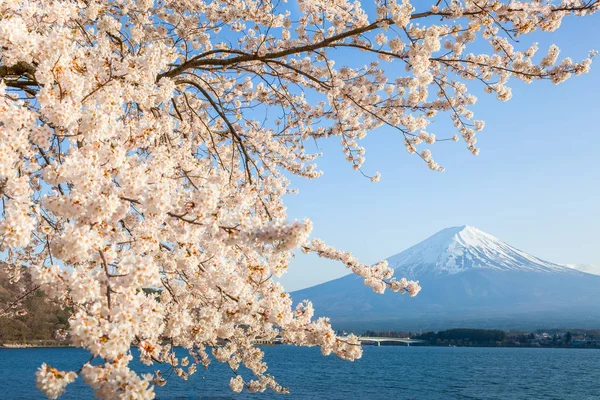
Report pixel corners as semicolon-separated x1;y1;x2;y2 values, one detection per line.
1;346;599;399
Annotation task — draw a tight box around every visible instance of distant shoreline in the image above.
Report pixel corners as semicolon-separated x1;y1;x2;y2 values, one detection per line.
362;343;600;350
0;342;72;349
4;328;600;350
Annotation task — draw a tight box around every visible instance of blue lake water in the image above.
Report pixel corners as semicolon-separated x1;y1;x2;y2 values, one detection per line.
1;346;599;399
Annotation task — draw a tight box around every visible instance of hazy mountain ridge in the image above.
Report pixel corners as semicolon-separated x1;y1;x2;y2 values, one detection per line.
566;263;600;276
293;226;600;331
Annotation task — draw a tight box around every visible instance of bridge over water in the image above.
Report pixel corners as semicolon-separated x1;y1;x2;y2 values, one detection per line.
251;336;426;346
349;336;426;346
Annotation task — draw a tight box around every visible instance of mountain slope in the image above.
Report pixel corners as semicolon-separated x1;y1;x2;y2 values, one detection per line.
386;225;573;277
293;226;600;331
566;263;600;276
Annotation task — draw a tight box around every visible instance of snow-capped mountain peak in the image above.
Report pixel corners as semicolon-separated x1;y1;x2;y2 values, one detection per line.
293;225;598;330
293;225;599;330
386;225;573;277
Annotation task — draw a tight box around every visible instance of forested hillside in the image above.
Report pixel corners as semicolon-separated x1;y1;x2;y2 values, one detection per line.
0;265;69;344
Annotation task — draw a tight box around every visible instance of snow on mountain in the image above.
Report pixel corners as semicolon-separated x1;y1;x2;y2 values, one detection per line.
566;263;600;276
293;226;600;330
387;225;573;278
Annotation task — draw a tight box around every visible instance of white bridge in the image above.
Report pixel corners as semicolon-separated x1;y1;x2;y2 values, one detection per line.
251;336;425;346
348;336;426;346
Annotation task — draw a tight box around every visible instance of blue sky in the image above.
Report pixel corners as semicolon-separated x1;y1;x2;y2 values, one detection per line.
280;14;600;291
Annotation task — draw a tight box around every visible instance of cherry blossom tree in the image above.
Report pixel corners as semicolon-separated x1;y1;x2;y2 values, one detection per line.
0;0;597;398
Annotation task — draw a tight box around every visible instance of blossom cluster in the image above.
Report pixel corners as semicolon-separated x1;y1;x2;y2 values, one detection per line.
35;364;77;400
0;0;597;398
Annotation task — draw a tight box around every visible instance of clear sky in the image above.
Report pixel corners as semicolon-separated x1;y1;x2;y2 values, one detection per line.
280;15;600;291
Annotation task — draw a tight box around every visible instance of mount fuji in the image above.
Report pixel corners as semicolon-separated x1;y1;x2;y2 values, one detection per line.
293;226;600;331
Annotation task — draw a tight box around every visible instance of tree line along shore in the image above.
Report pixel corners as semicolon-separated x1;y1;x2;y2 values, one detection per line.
2;271;600;349
357;328;600;348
